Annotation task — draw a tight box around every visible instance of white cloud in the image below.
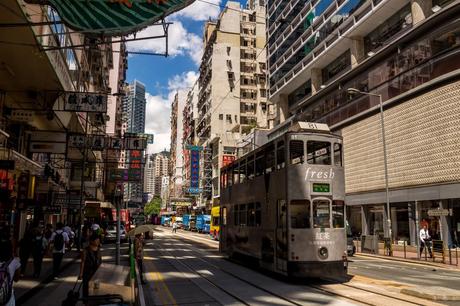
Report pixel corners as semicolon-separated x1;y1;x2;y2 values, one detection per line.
127;20;203;65
145;71;199;154
173;0;222;21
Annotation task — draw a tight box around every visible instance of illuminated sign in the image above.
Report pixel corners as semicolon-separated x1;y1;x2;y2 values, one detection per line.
312;183;330;193
25;0;196;36
189;147;200;194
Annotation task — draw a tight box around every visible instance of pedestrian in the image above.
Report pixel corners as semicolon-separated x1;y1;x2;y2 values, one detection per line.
134;234;146;284
420;224;433;258
78;233;101;302
31;227;47;278
49;222;69;279
172;221;177;233
0;234;20;306
44;224;53;240
18;229;32;277
63;226;75;251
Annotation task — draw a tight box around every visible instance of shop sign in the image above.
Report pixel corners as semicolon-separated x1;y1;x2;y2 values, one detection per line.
125;133;154;144
68;134;147;150
64;92;108;113
0;160;14;170
189;148;200;194
427;208;451;217
30;132;67;154
24;0;196;36
222;155;235;167
108;169;142;182
43;205;62;215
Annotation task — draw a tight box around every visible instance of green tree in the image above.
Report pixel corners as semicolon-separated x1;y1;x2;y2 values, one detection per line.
144;196;161;216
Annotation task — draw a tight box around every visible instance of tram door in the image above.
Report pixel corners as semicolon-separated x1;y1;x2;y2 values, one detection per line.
276;200;288;272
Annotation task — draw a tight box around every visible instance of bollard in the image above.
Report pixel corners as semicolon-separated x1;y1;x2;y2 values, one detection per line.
403;240;406;259
449;247;452;265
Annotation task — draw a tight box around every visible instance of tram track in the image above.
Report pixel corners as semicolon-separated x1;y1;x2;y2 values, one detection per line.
152;241;303;306
163;229;433;306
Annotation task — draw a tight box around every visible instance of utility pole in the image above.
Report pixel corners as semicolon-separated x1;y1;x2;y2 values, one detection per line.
115;184;121;265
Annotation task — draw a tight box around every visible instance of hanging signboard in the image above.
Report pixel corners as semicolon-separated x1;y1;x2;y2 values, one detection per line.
68;134;147;150
24;0;196;36
108;169;142;182
188;148;201;194
43;205;62;215
64;92;108;113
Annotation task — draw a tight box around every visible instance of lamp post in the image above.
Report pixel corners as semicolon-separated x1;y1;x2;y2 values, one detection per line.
347;88;392;247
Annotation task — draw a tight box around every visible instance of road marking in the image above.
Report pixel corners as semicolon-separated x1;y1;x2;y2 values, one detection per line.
148;263;178;306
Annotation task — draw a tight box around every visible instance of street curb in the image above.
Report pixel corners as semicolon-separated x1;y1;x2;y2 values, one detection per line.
16;252;80;305
401;286;460;301
355;253;459;270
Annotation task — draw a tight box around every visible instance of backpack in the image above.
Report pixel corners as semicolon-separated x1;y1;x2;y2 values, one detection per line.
0;260;12;305
54;232;65;251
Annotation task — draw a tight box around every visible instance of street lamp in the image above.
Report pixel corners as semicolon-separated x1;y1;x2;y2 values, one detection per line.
347;88;392;250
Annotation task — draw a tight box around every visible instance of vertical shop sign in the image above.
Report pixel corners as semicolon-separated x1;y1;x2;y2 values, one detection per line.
189;148;201;193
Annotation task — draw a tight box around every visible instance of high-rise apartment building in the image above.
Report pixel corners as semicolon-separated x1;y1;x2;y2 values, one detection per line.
196;0;270;206
267;0;460;247
169;93;185;200
123;80;147;205
145;151;170;197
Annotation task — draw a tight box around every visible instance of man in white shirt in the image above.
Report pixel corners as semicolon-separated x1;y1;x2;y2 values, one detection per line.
419;225;433;258
49;223;69;279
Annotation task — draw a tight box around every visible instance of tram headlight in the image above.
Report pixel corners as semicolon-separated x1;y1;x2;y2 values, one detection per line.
318;247;329;259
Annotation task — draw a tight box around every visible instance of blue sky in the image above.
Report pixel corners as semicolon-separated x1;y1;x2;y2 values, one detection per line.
126;0;246;153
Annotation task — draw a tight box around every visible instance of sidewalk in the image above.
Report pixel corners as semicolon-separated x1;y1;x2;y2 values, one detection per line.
18;243;131;306
355;251;460;271
16;249;80;304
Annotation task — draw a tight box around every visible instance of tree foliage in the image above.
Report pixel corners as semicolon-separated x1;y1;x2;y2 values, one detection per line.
144;196;161;216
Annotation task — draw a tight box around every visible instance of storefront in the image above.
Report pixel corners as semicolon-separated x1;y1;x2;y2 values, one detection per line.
346;183;460;248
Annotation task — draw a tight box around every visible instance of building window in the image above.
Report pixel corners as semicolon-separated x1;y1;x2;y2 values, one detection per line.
226;114;232;123
364;4;412;54
219;114;223;120
322;50;351;84
288;80;311;107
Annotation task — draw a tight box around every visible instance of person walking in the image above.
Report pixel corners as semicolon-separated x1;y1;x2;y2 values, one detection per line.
172;221;177;234
31;227;47;278
78;233;101;301
49;222;69;279
0;235;20;306
420;224;433;258
134;234;146;284
18;229;32;277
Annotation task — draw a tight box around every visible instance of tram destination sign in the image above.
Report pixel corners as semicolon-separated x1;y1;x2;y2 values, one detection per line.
312;183;330;193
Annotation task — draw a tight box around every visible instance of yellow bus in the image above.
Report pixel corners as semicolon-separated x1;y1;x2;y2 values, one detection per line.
210;206;220;240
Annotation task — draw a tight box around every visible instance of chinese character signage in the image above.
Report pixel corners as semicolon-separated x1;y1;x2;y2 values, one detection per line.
222;155;235;167
68;134;147;150
24;0;196;36
189;147;201;194
108;169;143;182
64;92;108;113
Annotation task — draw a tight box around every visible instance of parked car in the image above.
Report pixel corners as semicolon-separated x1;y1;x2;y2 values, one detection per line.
104;223;127;243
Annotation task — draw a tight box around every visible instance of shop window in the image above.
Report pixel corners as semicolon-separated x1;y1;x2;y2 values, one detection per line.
307;141;331;165
289;140;304;165
290;200;311;229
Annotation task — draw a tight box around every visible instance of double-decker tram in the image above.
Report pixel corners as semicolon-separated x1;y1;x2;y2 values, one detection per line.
219;122;347;278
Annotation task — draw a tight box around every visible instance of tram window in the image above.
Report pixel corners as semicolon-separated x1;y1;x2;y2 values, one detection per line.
266;145;275;173
307;141;331;165
290;140;304;165
290;200;311;228
332;200;345;228
233;166;239;184
239;204;247;226
276;141;285;169
247;203;255;226
255;202;261;226
234;205;239;225
239;161;247;183
222;207;227;225
313;199;331;228
334;143;343;167
247;155;255;180
255;152;265;176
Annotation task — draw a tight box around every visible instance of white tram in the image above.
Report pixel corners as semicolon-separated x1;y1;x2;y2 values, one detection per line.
219;122;348;278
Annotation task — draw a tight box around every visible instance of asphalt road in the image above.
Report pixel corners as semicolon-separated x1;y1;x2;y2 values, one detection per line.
349;255;460;290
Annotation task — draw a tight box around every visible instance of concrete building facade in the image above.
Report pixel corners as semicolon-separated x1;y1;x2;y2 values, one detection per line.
267;0;460;247
196;0;270;207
